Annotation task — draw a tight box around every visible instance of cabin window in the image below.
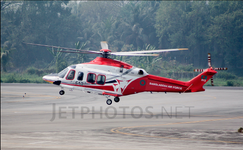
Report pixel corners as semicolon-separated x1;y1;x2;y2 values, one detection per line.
87;73;96;84
77;72;84;81
97;75;106;85
66;70;75;80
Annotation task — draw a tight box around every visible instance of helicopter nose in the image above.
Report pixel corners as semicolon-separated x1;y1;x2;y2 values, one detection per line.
42;74;59;84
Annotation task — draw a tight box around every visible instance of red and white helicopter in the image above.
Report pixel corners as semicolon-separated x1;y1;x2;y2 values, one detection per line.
26;42;227;105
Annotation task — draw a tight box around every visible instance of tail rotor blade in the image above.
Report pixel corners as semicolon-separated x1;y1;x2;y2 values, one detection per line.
211;77;214;86
194;69;204;72
208;53;211;67
215;68;227;70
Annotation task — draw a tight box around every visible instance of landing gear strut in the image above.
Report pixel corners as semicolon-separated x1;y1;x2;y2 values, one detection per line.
114;97;120;103
59;90;65;95
106;99;112;105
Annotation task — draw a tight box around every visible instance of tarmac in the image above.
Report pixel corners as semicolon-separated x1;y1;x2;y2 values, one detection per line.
1;83;243;150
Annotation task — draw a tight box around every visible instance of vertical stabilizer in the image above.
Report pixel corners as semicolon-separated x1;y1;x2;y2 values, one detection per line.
186;68;217;92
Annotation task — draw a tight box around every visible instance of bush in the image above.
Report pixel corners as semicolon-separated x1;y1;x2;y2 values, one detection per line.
43;68;56;74
36;69;44;76
227;81;234;86
217;72;237;80
19;79;31;83
26;67;48;76
5;75;17;83
226;80;241;86
26;67;37;75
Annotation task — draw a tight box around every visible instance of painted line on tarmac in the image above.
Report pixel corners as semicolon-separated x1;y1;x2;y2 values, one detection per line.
111;116;243;144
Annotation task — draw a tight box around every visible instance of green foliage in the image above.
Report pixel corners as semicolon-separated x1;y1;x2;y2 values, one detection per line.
26;67;45;76
207;1;243;75
5;74;17;83
1;72;46;83
216;72;237;80
1;42;15;72
57;60;67;73
227;80;241;86
26;67;37;75
227;81;234;86
155;1;243;75
1;1;80;70
177;64;194;72
1;1;243;78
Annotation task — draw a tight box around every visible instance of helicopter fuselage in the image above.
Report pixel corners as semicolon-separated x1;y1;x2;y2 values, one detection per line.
43;57;217;100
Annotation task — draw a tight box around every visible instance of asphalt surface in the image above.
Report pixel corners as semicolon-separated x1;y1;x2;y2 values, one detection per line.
1;83;243;150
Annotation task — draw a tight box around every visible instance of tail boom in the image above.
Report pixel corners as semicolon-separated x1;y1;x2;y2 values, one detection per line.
122;68;217;95
145;68;217;93
145;75;188;92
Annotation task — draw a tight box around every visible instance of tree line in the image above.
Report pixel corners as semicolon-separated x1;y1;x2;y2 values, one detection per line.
1;1;243;76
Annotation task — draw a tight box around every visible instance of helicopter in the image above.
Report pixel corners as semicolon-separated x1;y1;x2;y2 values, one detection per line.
25;42;227;105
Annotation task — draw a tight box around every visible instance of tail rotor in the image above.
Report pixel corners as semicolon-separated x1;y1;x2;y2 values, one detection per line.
194;53;227;86
208;53;212;68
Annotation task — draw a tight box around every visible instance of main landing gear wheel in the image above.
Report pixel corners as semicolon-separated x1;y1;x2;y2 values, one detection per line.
114;97;120;103
106;99;112;105
59;90;65;95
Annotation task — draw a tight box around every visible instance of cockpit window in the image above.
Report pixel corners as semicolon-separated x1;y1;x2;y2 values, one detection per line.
66;70;75;80
58;68;69;78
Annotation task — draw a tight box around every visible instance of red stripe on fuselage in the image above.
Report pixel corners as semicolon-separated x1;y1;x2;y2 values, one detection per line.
83;57;133;69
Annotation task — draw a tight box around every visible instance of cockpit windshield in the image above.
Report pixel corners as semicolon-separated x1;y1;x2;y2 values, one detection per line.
58;68;69;78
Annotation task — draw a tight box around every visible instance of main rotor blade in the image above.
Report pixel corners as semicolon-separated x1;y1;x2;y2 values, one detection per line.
49;49;102;54
111;53;159;56
100;41;108;49
112;48;188;55
24;42;101;54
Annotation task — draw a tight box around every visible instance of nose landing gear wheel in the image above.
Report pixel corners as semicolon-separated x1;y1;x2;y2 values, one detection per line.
106;99;112;105
114;97;120;103
59;90;65;95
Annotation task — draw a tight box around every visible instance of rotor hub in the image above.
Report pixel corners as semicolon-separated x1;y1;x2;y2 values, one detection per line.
100;49;111;58
100;49;111;53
